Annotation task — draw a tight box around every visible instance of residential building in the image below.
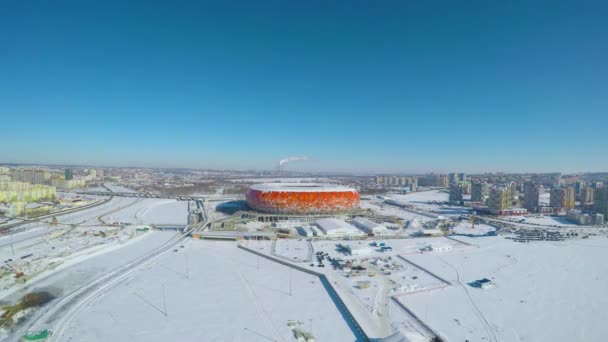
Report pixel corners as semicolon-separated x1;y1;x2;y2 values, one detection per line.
550;186;575;209
471;182;487;203
488;186;512;212
581;187;595;205
594;188;608;217
523;182;540;213
64;169;73;180
0;182;56;203
449;183;463;205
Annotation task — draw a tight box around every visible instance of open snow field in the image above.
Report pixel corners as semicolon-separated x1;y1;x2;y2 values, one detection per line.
498;215;578;227
389;190;470;217
451;221;496;235
396;235;608;342
0;195;191;339
101;199;188;225
360;200;434;223
61;240;356;342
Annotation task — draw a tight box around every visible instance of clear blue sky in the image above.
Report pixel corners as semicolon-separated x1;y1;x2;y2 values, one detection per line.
1;1;606;173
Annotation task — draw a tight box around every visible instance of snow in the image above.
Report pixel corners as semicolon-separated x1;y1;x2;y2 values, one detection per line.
451;221;496;236
387;190;471;217
360;200;433;222
101;199;188;225
499;215;578;227
395;236;608;342
61;240;356;342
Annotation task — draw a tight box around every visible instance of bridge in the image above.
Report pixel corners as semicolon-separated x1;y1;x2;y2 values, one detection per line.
75;191;243;202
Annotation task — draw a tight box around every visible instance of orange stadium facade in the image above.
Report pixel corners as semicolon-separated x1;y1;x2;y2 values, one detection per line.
246;183;360;214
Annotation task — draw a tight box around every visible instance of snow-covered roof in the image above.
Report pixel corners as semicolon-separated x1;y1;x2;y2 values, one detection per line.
316;218;359;232
352;217;386;230
249;183;356;193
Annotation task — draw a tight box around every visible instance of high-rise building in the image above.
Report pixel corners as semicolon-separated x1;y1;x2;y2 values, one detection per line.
449;183;463;205
448;173;459;184
594;188;608;217
97;169;105;179
471;182;487;203
64;169;73;180
10;169;51;185
458;173;467;183
439;174;449;187
488;186;512;211
574;181;585;196
581;187;595;205
550;186;575;209
523;182;540;213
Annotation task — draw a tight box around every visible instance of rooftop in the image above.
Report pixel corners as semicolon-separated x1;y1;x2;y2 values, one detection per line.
249;183;357;193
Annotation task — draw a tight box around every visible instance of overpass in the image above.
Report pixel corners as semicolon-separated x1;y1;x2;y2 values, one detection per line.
76;191;243;202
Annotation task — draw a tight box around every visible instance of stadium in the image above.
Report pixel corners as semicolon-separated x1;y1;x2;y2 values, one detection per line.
246;183;360;214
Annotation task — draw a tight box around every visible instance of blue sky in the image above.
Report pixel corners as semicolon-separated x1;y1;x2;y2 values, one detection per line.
1;1;607;173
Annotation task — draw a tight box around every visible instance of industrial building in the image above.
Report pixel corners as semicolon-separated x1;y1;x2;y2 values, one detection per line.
246;183;359;214
315;218;365;238
351;217;390;236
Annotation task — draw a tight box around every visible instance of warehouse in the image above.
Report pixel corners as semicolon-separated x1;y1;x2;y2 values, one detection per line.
351;217;391;236
315;218;366;238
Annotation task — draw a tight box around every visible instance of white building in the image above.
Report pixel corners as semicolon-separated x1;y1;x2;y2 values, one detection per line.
315;218;365;238
351;217;390;236
296;226;312;237
420;244;453;253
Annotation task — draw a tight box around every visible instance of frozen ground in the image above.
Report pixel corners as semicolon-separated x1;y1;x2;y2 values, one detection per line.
104;183;137;193
274;239;312;262
61;240;356;342
451;221;496;235
0;195;190;339
246;237;471;339
498;215;577;227
360;200;433;223
101;199;188;225
396;235;608;342
389;190;470;217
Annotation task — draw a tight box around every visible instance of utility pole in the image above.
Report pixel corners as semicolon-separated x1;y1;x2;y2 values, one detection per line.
162;284;167;316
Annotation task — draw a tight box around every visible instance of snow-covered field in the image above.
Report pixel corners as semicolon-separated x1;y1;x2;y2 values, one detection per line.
396;235;608;342
451;221;496;235
61;240;356;342
102;199;188;225
499;215;577;227
274;239;311;262
361;200;433;223
389;190;470;217
0;195;191;339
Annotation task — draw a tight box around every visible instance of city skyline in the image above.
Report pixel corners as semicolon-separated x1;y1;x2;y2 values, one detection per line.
2;1;607;172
